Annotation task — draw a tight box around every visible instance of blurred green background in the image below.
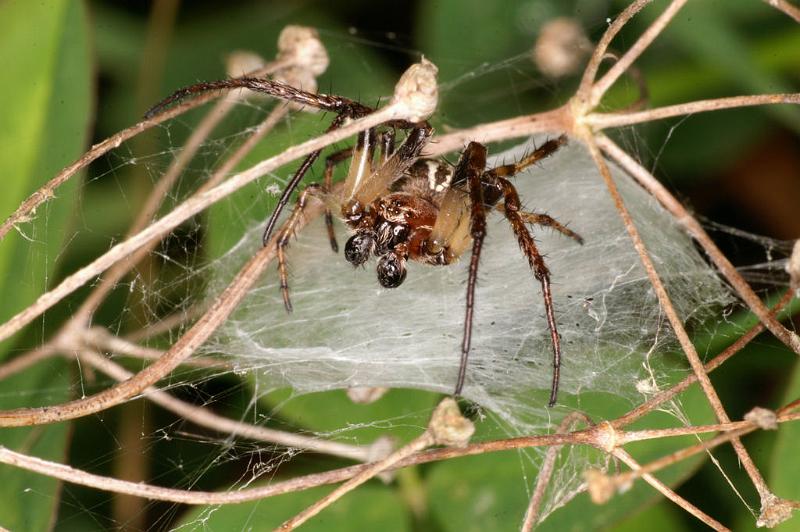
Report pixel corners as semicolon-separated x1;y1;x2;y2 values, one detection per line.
0;0;798;530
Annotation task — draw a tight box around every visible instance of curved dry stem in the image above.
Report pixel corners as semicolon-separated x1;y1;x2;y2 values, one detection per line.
0;190;329;426
763;0;800;22
423;107;571;156
522;413;593;531
588;93;800;130
279;432;435;530
577;0;653;100
84;327;225;369
610;408;800;494
0;425;586;505
596;134;800;355
611;448;729;530
589;0;688;107
614;289;796;428
584;136;773;503
0;344;58;382
0;104;402;348
78;350;381;462
0;59;292;244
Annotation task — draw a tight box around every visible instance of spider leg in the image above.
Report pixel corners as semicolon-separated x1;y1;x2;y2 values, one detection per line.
276;183;325;312
496;176;562;406
483;135;567;179
262;111;353;246
323;147;354;253
145;77;373;119
379;128;396;164
454;142;489;396
496;207;584;245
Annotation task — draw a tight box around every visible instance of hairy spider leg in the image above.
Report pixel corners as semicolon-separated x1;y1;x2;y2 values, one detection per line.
454;142;489;396
497;208;584;245
145;77;374;120
495;177;563;406
263;111;357;246
276;183;325;312
323;147;355;252
451;135;581;404
483;135;568;180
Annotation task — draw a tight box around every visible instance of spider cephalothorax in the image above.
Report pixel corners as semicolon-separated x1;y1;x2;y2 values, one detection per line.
149;66;583;406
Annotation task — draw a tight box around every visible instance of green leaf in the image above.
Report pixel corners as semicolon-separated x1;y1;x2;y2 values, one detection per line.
0;0;92;354
0;359;72;531
770;359;800;531
260;388;441;445
0;1;90;529
610;499;688;532
176;483;412;531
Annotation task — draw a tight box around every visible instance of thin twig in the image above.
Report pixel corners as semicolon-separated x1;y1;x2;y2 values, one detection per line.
78;350;381;462
280;434;434;530
0;60;292;243
611;448;729;530
0;218;297;426
123;304;206;343
84;327;225;369
584;136;774;505
0;104;404;348
614;289;795;428
596;134;800;354
589;0;689;107
423;107;571;157
587;93;800;130
610;410;800;489
577;0;653;101
0;344;58;382
763;0;800;22
522;413;592;531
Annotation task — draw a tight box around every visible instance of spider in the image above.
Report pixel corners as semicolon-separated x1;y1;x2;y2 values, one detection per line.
148;73;583;406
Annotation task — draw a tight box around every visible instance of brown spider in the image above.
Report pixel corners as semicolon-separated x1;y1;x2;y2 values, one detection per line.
148;75;583;406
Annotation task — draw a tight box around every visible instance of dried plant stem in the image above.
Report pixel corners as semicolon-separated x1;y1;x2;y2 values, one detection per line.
74;96;242;320
620;413;800;444
0;104;403;348
3;406;796;510
588;93;800;130
614;289;795;428
612;410;800;489
596;134;800;355
589;0;688;106
124;304;206;343
0;192;327;426
0;59;293;244
200;103;290;191
4;411;771;520
0;344;58;382
584;136;774;504
577;0;652;99
611;448;729;530
424;107;570;157
279;434;435;530
522;413;592;531
78;350;381;462
764;0;800;22
83;327;225;369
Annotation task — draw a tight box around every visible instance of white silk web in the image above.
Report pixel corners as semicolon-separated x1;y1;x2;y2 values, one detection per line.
203;135;734;431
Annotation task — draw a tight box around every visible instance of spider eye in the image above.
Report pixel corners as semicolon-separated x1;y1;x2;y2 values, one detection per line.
377;253;407;288
344;233;373;266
